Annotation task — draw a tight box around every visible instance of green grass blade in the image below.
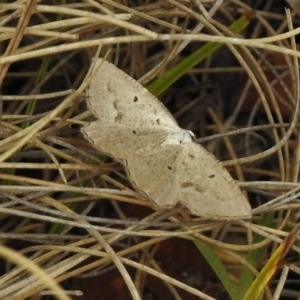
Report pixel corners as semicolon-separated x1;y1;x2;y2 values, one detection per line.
195;241;239;299
147;15;252;97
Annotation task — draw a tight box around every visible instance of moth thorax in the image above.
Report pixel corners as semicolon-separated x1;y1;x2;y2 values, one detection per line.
162;128;193;146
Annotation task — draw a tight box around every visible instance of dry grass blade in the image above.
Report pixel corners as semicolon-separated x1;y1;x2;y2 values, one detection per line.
1;1;300;299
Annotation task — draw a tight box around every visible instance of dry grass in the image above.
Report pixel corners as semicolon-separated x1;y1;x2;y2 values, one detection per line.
1;1;300;299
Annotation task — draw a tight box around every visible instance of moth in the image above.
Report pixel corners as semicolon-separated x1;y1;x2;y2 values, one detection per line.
82;58;251;219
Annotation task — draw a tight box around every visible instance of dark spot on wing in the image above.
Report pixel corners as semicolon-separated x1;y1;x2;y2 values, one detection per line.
107;83;113;92
181;182;193;188
181;182;203;193
167;166;173;170
132;130;137;134
208;174;215;178
114;112;123;122
188;153;195;159
133;96;138;102
156;119;160;125
113;101;118;109
195;186;204;193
